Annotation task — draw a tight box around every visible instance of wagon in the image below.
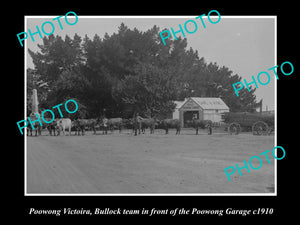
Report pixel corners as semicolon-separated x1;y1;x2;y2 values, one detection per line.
221;112;274;135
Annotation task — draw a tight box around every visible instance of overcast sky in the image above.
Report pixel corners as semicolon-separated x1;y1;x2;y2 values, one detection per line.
26;16;276;110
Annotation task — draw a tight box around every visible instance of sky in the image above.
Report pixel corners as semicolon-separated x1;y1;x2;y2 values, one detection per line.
25;15;276;110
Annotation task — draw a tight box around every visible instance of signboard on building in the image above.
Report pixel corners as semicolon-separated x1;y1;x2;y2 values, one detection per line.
181;99;201;110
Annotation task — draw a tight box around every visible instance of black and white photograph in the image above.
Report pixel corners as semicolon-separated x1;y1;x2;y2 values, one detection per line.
14;5;297;221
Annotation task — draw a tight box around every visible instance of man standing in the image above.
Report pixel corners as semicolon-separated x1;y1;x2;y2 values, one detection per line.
206;123;212;135
133;112;143;136
102;116;108;135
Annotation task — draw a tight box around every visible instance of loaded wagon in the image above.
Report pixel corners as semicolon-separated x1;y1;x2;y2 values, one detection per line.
221;112;274;135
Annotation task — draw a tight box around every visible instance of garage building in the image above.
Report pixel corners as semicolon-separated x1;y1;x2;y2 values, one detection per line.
173;97;230;127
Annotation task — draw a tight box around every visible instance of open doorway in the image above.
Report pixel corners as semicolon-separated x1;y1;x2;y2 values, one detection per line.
183;111;199;127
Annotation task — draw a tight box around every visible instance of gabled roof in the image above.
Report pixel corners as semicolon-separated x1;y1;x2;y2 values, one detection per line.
174;100;186;109
180;97;229;110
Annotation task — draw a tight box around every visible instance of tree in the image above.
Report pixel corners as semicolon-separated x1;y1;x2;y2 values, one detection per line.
28;23;259;118
28;34;84;85
112;63;178;118
180;61;259;112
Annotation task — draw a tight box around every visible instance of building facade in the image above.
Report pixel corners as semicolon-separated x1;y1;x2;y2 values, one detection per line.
173;97;230;127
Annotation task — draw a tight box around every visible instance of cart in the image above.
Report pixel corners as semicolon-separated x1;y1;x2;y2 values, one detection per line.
221;112;274;135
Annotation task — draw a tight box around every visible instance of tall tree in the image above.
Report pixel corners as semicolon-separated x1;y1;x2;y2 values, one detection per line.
28;34;84;85
28;23;259;118
112;63;178;118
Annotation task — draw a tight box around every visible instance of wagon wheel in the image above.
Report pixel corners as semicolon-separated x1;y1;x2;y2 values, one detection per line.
267;125;274;135
228;122;241;135
252;121;269;136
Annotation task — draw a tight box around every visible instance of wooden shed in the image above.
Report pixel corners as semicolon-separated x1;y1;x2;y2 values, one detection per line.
173;97;230;127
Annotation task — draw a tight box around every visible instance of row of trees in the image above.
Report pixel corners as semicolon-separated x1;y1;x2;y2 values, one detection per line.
28;23;259;119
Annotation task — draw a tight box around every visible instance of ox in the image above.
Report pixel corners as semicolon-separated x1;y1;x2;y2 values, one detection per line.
141;118;157;134
186;119;212;135
26;116;57;136
160;119;181;134
27;124;41;136
73;119;98;135
107;118;123;133
57;118;72;136
45;119;58;136
26;114;42;136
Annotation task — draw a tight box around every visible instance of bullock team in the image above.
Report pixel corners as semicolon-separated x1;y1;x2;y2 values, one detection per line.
27;115;213;137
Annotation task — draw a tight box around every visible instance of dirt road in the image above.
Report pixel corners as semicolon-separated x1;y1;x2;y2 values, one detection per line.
26;130;275;194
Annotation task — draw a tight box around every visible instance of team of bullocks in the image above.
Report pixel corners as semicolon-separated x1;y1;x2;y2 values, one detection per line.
17;97;213;136
25;115;213;137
